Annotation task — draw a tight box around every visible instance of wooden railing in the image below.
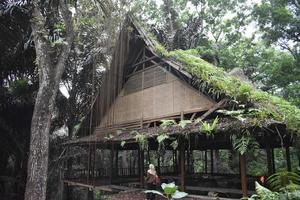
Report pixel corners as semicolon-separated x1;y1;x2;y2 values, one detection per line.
64;165;195;180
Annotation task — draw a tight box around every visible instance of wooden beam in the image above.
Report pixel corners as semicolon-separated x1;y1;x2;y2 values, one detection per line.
132;56;157;68
199;99;227;120
126;61;164;78
286;146;291;171
190;112;197;121
240;154;248;198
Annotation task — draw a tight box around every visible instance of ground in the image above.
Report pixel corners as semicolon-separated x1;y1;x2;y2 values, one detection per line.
104;190;236;200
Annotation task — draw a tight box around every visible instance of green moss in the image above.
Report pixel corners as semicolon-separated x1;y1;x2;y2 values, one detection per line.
153;41;300;134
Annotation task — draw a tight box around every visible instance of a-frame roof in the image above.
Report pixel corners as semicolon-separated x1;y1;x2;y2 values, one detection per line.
67;15;299;146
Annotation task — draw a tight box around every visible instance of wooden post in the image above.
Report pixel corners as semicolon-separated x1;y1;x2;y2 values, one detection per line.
174;150;178;174
87;146;92;182
210;149;214;174
266;145;274;175
187;149;190;174
115;149;119;177
179;137;185;191
240;154;248;198
110;143;114;184
272;148;276;173
204;150;208;173
286;146;291;172
140;149;145;188
87;188;94;200
157;154;161;174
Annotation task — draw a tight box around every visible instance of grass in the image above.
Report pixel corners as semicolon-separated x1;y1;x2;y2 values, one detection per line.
152;41;300;134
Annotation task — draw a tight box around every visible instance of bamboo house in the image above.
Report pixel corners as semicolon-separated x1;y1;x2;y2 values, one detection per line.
63;15;300;199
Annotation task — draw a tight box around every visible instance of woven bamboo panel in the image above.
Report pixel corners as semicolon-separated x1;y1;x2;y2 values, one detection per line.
99;71;215;127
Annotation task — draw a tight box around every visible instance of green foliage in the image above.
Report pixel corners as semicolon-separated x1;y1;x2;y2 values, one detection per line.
178;120;192;129
120;141;126;147
252;181;280;200
157;133;169;144
145;182;188;200
152;41;300;134
160;119;176;130
9;79;30;97
132;131;148;150
250;181;300;200
198;116;218;136
231;131;259;155
170;140;178;150
266;171;300;192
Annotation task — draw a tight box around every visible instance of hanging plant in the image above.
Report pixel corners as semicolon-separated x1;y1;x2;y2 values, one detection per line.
170;140;178;150
198;116;219;136
120;141;126;148
132;130;148;150
231;129;259;155
160;119;176;130
178;120;192;129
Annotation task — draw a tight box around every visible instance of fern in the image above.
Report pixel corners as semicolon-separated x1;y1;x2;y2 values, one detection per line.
157;133;169;143
132;131;148;150
178;120;192;129
266;171;300;192
255;182;280;200
170;140;178;150
199;116;219;136
160;119;176;130
231;131;259;155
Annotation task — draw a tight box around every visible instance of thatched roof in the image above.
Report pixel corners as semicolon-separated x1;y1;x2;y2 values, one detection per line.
131;15;300;135
66;116;286;145
66;15;299;146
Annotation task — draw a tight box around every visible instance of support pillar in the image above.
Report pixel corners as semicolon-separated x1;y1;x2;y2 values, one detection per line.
210;149;214;174
204;150;208;173
115;149;119;177
139;149;145;188
266;146;274;175
272;148;276;173
286;146;291;172
110;143;114;184
157;154;161;174
179;137;185;191
240;154;248;198
87;189;94;200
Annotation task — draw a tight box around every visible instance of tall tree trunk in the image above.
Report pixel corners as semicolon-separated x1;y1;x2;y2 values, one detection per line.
25;1;74;200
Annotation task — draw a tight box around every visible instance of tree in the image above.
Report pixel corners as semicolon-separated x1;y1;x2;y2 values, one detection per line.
253;0;300;105
253;0;300;62
24;0;75;199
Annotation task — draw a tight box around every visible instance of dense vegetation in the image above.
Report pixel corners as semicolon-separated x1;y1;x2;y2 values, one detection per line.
0;0;299;199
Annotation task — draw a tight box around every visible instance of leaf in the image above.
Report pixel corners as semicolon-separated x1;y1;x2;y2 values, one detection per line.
162;182;177;195
178;120;192;128
172;191;188;199
144;190;166;197
255;181;280;200
157;133;169;143
171;140;178;150
121;141;126;147
160;119;176;129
